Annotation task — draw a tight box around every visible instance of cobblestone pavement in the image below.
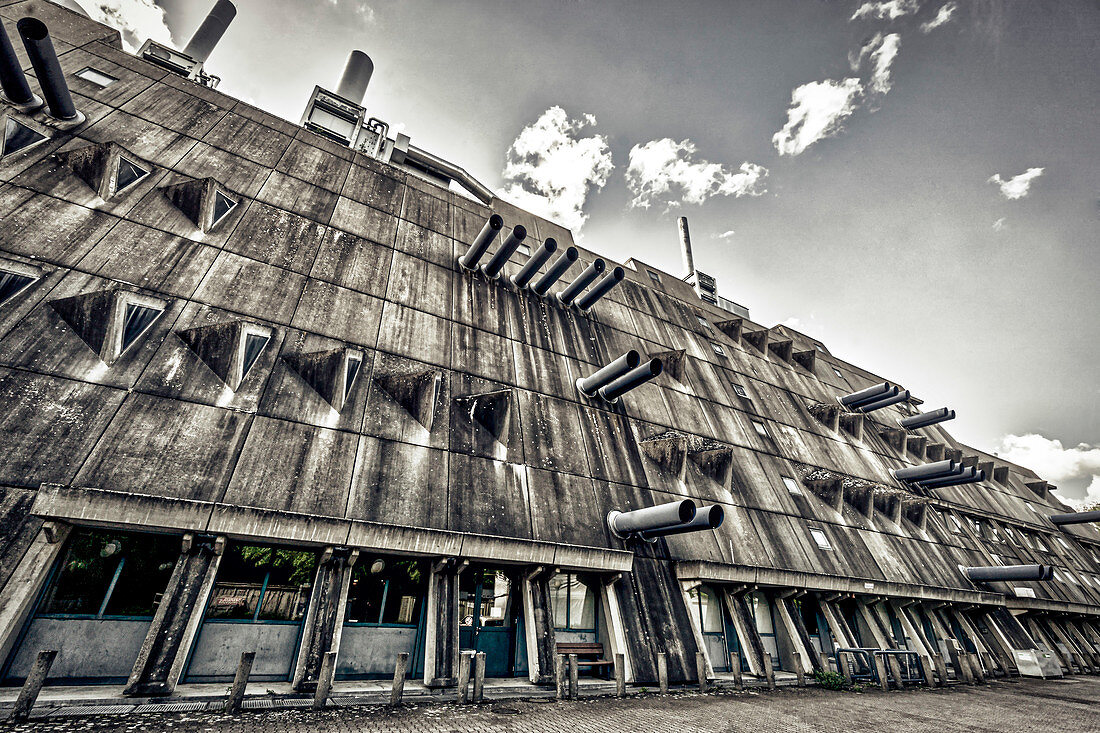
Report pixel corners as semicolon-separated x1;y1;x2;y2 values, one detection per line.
7;677;1100;733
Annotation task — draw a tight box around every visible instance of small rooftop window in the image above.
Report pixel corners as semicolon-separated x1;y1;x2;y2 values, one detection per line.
781;476;802;495
115;156;150;193
696;315;710;329
832;367;843;378
647;270;661;284
1056;537;1071;551
516;242;531;256
1014;587;1036;598
2;117;47;158
75;67;118;88
751;420;770;439
344;352;363;403
809;528;832;550
731;383;748;398
0;267;38;306
120;302;163;354
212;190;238;226
239;328;271;384
814;344;824;352
949;514;964;533
711;342;726;357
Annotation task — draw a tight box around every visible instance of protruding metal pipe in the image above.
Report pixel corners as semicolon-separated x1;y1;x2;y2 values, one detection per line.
900;407;956;430
510;237;557;289
915;465;974;486
531;246;579;296
480;225;527;279
458;214;504;270
576;350;640;397
576;266;625;311
921;468;986;489
557;259;605;306
855;388;910;413
838;382;893;408
1050;510;1100;526
335;49;373;105
183;0;237;63
598;358;663;402
0;19;39;108
607;500;695;539
678;216;695;278
964;564;1052;583
891;460;959;483
17;18;80;122
640;505;724;539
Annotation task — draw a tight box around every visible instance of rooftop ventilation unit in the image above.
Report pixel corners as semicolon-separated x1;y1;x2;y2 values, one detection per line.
138;0;236;88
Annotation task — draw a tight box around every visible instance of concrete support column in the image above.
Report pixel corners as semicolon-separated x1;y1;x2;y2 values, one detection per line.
292;547;358;692
1064;621;1100;669
521;567;556;685
680;581;713;683
424;557;465;687
773;594;817;674
1026;616;1073;674
599;574;633;684
0;521;70;670
855;598;891;648
976;610;1022;675
890;602;932;658
817;596;855;650
1045;618;1093;673
124;534;225;696
721;588;767;676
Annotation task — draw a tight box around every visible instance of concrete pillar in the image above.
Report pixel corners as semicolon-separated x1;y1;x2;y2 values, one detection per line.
919;655;936;687
522;567;556;684
680;582;715;683
225;651;254;713
600;574;633;684
312;651;337;709
0;521;71;670
774;595;818;674
932;653;948;685
762;653;776;689
657;652;669;694
567;653;578;701
977;611;1021;675
293;547;358;692
855;598;891;648
837;650;853;685
1045;619;1092;673
614;653;625;697
890;602;932;658
424;558;465;687
817;597;856;650
1063;621;1100;669
721;589;767;676
390;652;409;705
873;654;890;691
696;651;708;692
792;652;805;686
458;650;474;702
885;654;905;689
473;651;486;702
124;534;225;696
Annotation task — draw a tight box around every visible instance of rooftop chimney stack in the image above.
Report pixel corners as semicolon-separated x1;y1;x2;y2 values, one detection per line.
183;0;237;63
336;50;374;105
679;216;695;278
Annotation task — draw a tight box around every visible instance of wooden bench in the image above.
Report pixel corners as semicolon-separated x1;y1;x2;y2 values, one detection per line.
556;642;614;677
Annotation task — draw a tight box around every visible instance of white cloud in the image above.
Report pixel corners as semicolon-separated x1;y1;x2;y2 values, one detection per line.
772;78;863;156
921;2;957;33
716;230;736;240
851;0;921;22
994;434;1100;506
624;138;767;209
77;0;173;52
500;106;613;233
992;217;1007;231
988;167;1045;200
868;33;901;94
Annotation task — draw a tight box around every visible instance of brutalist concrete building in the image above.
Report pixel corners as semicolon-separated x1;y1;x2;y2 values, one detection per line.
1;0;1099;697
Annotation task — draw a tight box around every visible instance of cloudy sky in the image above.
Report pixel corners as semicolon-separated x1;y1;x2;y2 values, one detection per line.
78;0;1098;504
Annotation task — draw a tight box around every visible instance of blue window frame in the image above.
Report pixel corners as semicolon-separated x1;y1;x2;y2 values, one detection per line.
549;573;596;632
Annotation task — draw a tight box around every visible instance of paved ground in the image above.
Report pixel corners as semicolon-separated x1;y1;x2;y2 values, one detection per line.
5;677;1099;732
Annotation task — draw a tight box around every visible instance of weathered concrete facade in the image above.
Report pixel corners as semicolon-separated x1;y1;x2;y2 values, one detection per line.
1;0;1099;695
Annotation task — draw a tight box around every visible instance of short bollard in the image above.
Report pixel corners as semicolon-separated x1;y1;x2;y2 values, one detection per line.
762;654;776;690
696;652;708;693
390;652;409;706
568;653;579;700
873;655;890;692
957;652;975;685
458;651;474;703
793;652;806;687
886;656;905;690
732;659;743;690
9;649;56;721
657;652;669;694
838;651;853;686
313;651;337;710
614;653;626;697
932;653;949;685
555;654;566;700
225;651;255;713
473;651;486;703
970;653;986;684
819;652;831;674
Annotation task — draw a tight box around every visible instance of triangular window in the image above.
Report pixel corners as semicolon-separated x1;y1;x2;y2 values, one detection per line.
0;269;37;305
344;353;363;402
240;332;269;383
115;156;149;193
2;118;47;158
212;190;237;225
121;302;163;353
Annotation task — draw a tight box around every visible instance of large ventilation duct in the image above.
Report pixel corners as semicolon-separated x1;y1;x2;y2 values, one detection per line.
531;247;579;296
183;0;238;63
335;50;374;105
576;351;640;397
458;215;504;270
597;358;663;402
919;468;985;489
679;216;695;278
1049;510;1100;526
964;564;1052;583
0;19;40;109
575;266;625;311
838;382;895;409
480;225;526;279
557;259;606;306
640;504;724;540
900;407;955;430
855;389;910;413
511;238;557;289
891;460;959;483
17;19;82;125
607;500;696;540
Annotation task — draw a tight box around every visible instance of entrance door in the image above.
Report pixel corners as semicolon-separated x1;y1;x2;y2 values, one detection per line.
459;568;521;678
688;585;733;671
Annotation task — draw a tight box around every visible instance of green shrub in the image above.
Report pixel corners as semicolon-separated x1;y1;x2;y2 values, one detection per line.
812;669;849;691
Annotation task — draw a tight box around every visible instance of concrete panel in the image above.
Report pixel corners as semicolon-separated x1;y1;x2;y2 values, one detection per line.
401;187;450;236
202;111;294;167
257;170;339;225
291;279;384;348
330;196;398;245
174;142;269;198
387;251;452;319
347;437;449;530
376;302;450;367
121;82;227;137
5;617;149;681
337;625;417;677
310;228;393;298
516;390;588;477
186;622;300;681
526;468;606;548
0;192;116;266
394;218;453;268
77;220;219;297
193;250;306;325
447;453;532;539
276;139;352;194
223;200;327;275
341;163;405;213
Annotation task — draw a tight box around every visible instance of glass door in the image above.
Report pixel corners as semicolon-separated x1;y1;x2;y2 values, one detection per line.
459;567;521;678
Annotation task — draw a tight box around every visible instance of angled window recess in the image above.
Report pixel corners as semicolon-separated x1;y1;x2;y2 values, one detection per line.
647;270;661;283
751;420;770;439
731;383;748;398
75;67;118;87
696;315;711;329
239;328;271;385
49;288;167;365
0;261;41;306
809;528;832;550
832;367;843;378
344;351;363;402
515;242;531;256
1056;537;1071;551
781;475;802;495
212;189;237;225
2;116;48;158
711;342;726;357
115;156;150;193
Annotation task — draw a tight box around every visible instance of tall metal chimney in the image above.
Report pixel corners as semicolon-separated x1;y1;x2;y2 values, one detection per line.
678;216;695;278
183;0;237;63
336;50;374;105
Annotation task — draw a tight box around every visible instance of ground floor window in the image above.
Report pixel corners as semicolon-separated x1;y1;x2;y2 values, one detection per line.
550;573;597;632
460;569;514;629
204;544;316;622
345;557;426;626
687;585;724;633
